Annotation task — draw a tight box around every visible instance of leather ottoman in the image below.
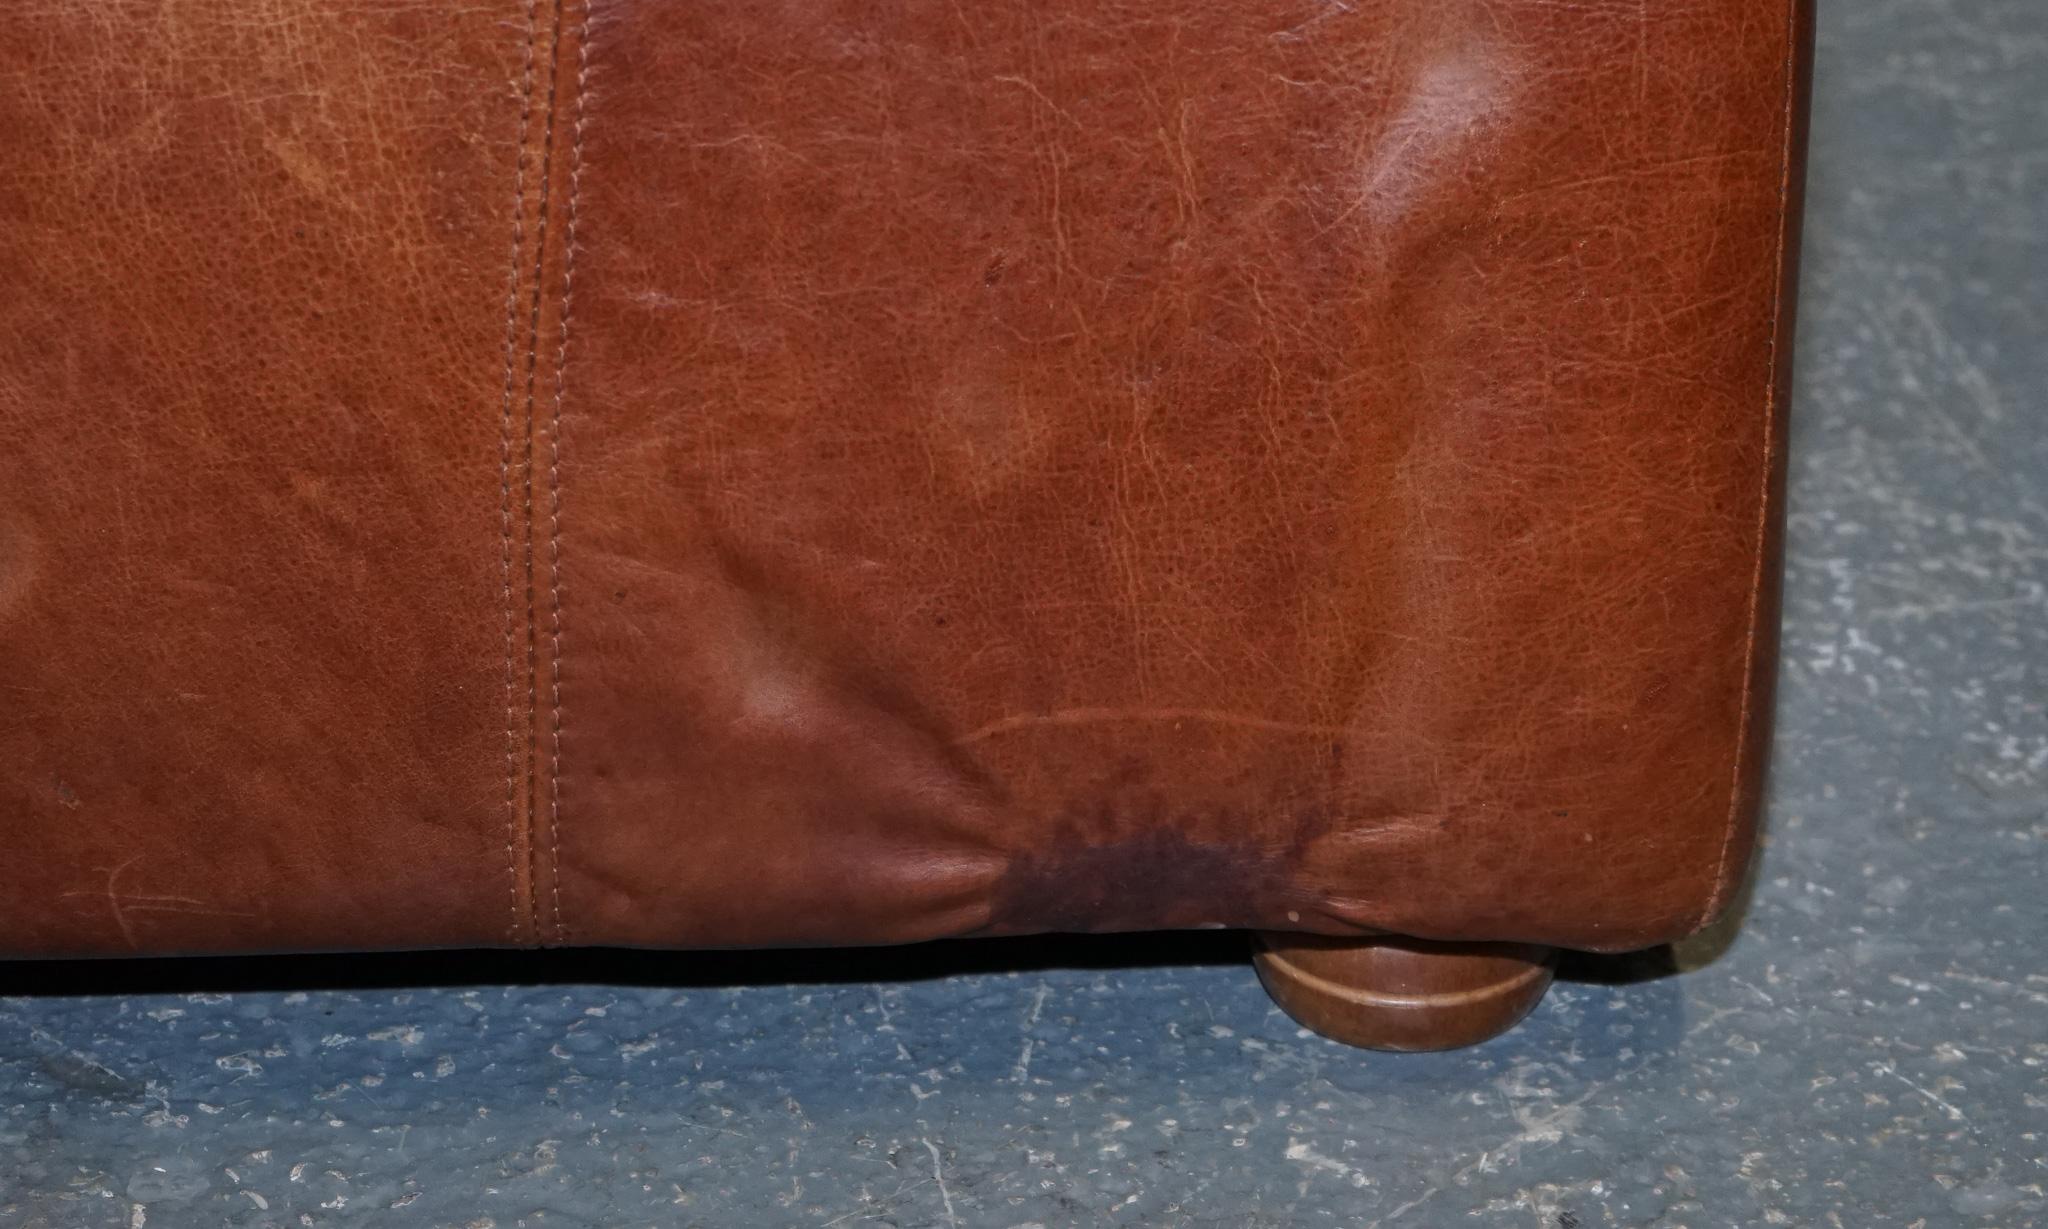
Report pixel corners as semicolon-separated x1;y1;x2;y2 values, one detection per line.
0;0;1812;1050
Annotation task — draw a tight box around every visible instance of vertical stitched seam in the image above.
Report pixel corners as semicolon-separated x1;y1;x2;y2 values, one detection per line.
548;0;592;946
499;0;542;946
1696;1;1803;932
520;0;571;945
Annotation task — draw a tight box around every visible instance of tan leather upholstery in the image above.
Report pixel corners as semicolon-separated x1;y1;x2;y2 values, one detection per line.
0;0;1811;960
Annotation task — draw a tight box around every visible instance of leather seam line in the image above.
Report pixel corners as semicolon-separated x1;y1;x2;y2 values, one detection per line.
547;0;591;946
520;0;572;949
498;0;543;948
1696;1;1804;935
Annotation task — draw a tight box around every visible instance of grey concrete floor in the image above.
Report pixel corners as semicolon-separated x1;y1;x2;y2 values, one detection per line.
6;2;2046;1226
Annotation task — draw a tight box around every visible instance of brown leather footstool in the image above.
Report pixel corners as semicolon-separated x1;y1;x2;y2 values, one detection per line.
0;0;1811;1050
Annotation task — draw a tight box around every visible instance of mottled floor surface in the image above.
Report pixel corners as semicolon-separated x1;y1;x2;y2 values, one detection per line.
6;3;2046;1227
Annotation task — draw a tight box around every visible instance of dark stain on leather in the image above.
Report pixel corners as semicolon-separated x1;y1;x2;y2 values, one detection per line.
986;824;1296;934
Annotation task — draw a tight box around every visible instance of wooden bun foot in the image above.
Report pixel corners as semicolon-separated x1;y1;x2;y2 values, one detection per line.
1252;933;1557;1051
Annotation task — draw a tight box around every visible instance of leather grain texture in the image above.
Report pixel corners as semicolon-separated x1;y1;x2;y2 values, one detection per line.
0;0;1811;958
1;2;530;956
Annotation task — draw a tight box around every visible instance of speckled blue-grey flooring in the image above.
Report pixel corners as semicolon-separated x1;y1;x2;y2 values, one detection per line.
5;3;2045;1226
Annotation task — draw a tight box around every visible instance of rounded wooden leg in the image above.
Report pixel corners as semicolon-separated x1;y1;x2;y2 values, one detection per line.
1252;933;1557;1051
